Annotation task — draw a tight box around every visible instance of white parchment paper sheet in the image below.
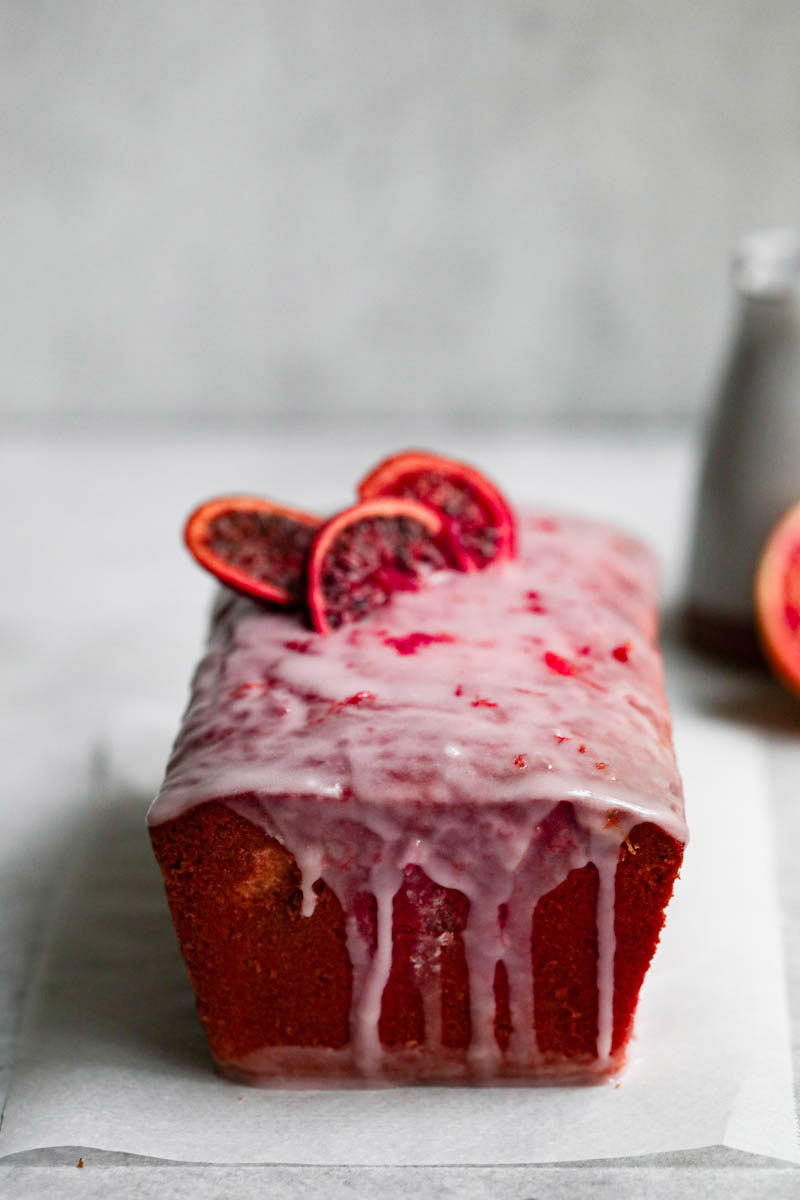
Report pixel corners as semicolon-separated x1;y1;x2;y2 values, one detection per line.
1;715;797;1164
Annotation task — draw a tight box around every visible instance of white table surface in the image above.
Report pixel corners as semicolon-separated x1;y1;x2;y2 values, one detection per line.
2;424;799;1198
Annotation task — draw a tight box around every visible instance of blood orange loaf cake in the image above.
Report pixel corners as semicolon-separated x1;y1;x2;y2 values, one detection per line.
149;509;686;1084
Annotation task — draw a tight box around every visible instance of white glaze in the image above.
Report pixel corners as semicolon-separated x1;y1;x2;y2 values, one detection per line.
150;511;686;1080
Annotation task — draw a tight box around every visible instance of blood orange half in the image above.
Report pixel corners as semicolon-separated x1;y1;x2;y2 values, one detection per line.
307;497;462;634
358;450;517;569
755;498;800;696
184;495;322;606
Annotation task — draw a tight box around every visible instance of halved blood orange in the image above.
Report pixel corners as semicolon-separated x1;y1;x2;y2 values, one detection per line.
307;497;463;634
357;450;517;569
184;496;322;606
755;499;800;696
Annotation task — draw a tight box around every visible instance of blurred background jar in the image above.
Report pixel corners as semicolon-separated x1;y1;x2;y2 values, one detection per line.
686;228;800;662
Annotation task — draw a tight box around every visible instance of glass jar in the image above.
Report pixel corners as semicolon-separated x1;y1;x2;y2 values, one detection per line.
686;228;800;661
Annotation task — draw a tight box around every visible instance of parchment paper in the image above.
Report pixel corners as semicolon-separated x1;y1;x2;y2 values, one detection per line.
1;715;797;1164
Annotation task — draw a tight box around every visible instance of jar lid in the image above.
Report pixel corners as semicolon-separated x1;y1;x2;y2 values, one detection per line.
733;227;800;298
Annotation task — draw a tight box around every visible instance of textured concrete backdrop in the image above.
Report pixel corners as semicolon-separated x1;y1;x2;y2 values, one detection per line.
2;1;800;427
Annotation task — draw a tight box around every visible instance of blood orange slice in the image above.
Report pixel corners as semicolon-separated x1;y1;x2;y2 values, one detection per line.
755;499;800;696
307;497;462;634
184;496;322;606
358;450;516;569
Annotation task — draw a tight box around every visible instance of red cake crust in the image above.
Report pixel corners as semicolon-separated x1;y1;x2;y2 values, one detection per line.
150;800;682;1076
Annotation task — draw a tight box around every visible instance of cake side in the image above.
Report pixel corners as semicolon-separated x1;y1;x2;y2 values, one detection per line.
149;511;686;1082
150;802;683;1080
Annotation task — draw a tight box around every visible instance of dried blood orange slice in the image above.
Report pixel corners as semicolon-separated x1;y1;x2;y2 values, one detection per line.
755;499;800;696
307;497;461;634
184;496;322;606
358;450;517;569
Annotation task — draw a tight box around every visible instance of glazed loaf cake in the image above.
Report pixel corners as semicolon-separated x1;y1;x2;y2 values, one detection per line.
149;512;686;1083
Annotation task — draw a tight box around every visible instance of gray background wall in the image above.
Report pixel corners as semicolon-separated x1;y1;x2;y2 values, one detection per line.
3;0;799;428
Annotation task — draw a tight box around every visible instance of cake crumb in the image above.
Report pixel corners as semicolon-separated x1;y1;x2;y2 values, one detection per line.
77;1158;84;1168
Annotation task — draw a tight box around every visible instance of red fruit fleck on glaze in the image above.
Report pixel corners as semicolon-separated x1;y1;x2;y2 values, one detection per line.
595;761;607;770
544;651;574;676
525;590;547;613
383;631;455;656
341;691;377;708
514;754;527;769
184;495;322;606
578;744;587;754
284;638;313;654
612;643;631;663
320;691;378;722
578;645;591;656
554;734;570;744
471;697;499;708
454;684;464;697
357;449;516;570
545;650;606;693
307;497;462;634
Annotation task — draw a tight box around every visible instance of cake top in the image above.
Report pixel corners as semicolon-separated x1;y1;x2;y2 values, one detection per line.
149;511;685;838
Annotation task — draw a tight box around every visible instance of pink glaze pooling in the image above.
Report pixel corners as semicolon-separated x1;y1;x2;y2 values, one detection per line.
149;512;686;1081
